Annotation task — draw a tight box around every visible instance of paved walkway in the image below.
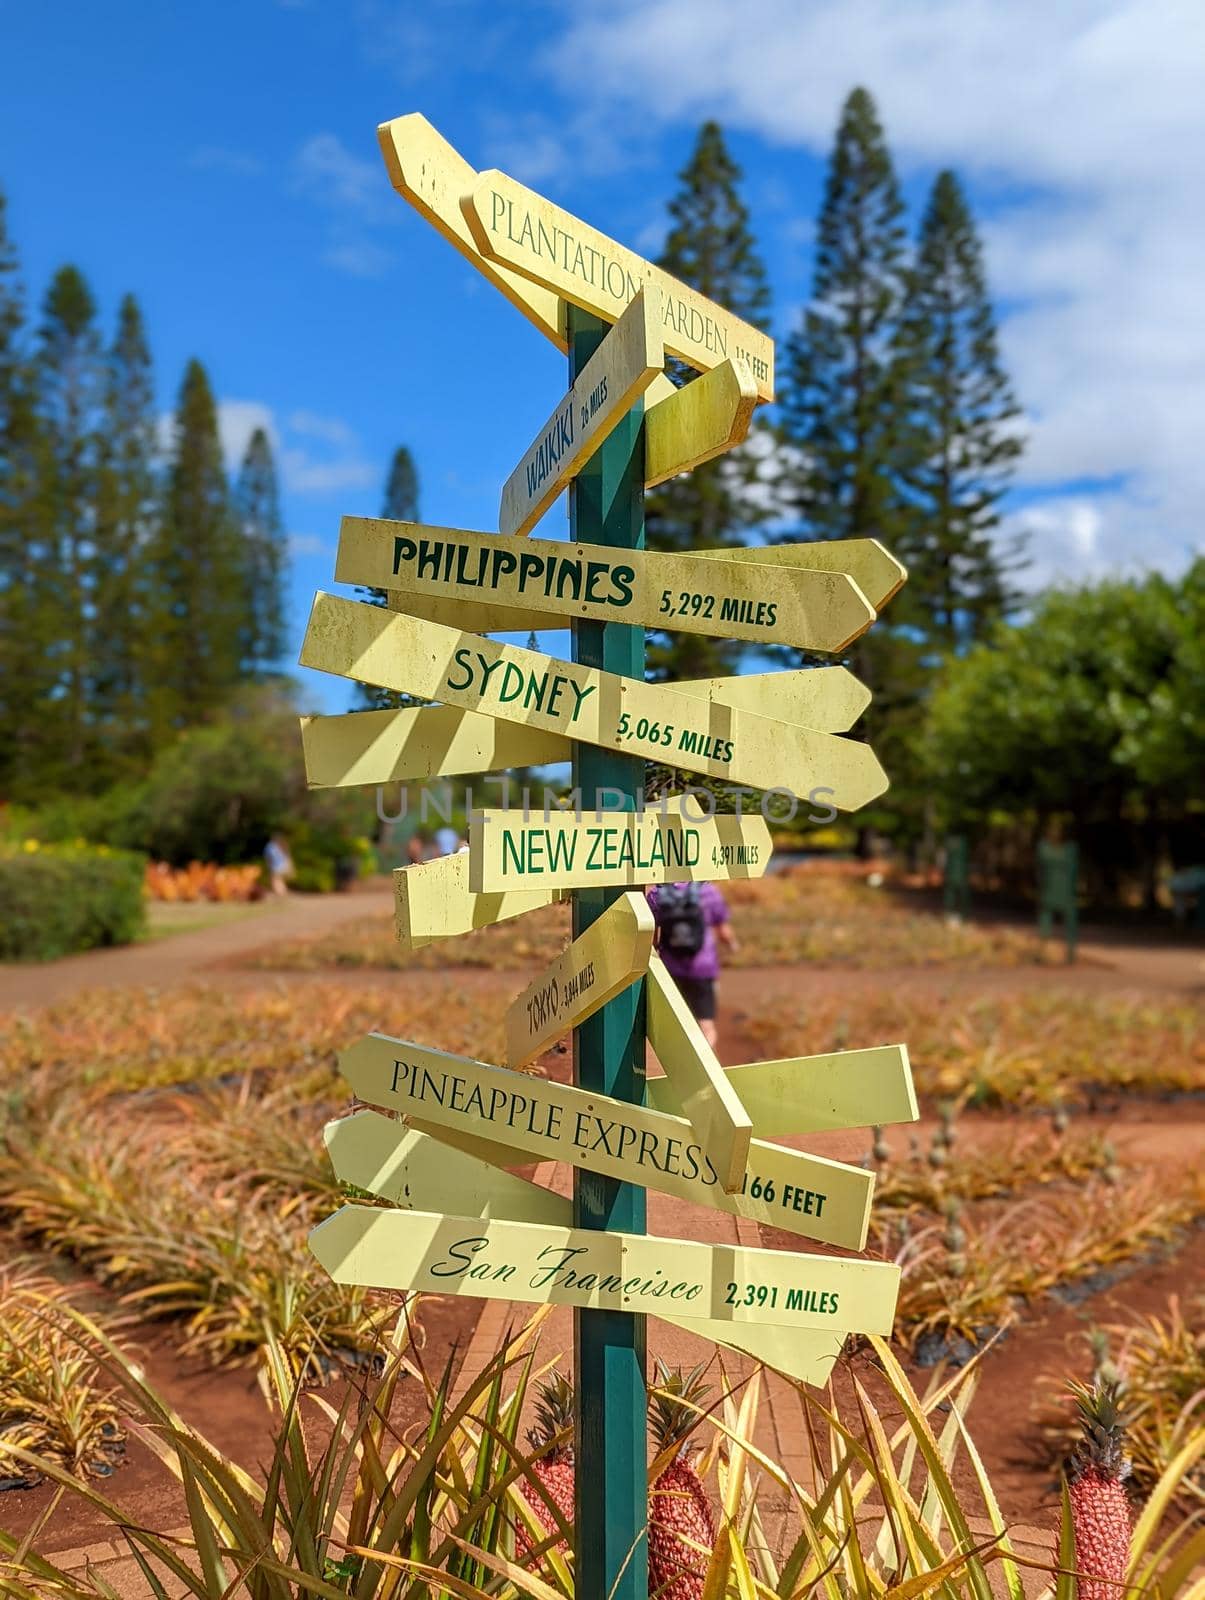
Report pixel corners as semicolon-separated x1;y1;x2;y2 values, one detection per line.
0;884;394;1012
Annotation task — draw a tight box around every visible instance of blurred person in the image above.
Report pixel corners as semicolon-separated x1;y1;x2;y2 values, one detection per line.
263;832;294;897
406;830;427;865
434;823;460;856
646;881;737;1050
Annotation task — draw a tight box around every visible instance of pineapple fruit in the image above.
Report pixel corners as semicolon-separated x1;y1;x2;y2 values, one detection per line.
1067;1379;1132;1600
518;1370;575;1560
648;1362;716;1600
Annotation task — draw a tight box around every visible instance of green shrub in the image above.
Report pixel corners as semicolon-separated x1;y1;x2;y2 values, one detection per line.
0;842;146;961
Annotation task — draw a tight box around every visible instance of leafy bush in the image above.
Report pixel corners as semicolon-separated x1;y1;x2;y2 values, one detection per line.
0;842;145;961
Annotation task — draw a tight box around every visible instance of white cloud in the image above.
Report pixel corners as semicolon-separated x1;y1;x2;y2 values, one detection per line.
323;239;393;278
294;132;383;215
287;532;329;557
546;0;1205;584
217;401;376;496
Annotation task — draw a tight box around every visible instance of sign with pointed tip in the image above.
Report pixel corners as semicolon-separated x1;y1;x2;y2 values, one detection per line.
462;169;775;402
336;516;876;653
309;1203;899;1333
468;808;772;894
323;1112;841;1386
696;538;907;614
505;892;654;1068
645;956;752;1195
299;596;890;810
394;848;565;950
300;667;871;791
644;360;758;488
500;289;663;536
647;1043;919;1137
340;1032;876;1250
376;115;566;351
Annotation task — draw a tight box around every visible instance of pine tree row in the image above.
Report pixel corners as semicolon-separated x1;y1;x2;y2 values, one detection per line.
650;91;1023;668
0;189;288;801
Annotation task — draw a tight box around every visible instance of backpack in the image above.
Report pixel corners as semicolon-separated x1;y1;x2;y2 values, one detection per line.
658;883;706;957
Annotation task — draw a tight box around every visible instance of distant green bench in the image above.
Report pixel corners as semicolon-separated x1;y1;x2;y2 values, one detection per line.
1169;865;1205;928
1038;840;1078;962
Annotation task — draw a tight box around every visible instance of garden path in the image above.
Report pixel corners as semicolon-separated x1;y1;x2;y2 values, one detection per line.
0;880;395;1012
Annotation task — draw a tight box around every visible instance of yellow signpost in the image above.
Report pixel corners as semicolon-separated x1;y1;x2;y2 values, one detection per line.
300;111;913;1600
300;665;872;790
468;807;772;893
505;892;654;1067
336;516;876;652
340;1033;876;1251
299;594;889;809
311;1204;900;1332
647;1042;919;1135
462;169;776;401
645;955;754;1195
500;289;664;535
325;1113;843;1386
394;848;564;950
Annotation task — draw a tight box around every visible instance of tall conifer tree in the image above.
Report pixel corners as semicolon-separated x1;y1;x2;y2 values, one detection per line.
36;265;104;777
779;89;923;845
94;293;157;772
234;425;288;674
150;359;243;738
647;121;771;681
780;88;911;547
897;170;1024;652
357;444;420;708
0;188;49;798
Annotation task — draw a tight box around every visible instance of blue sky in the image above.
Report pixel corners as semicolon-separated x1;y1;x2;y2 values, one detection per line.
3;0;1201;713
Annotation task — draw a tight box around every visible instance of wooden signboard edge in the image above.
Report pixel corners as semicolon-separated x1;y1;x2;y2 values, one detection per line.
500;287;664;536
376;114;566;351
644;359;758;488
645;955;752;1195
504;891;654;1068
467;808;773;895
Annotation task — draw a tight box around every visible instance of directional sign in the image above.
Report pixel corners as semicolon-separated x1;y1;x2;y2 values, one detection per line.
324;1111;841;1386
300;596;889;810
645;360;758;488
468;808;772;894
300;667;871;791
340;1033;876;1251
501;290;663;536
462;170;775;402
336;517;875;653
310;1204;899;1333
697;539;907;614
377;115;566;351
647;1043;919;1137
395;848;565;950
645;956;753;1195
505;892;654;1067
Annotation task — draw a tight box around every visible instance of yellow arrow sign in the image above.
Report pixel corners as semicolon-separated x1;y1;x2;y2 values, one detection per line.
299;596;889;811
377;114;566;351
323;1111;841;1386
341;1033;875;1251
501;289;663;536
462;169;775;403
505;892;653;1068
645;361;759;488
394;848;565;950
645;955;753;1195
336;517;875;654
468;808;771;894
300;667;872;791
648;1043;919;1137
698;539;907;614
310;1203;898;1333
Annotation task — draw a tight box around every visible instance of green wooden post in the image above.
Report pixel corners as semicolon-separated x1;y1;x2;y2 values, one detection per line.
568;305;649;1600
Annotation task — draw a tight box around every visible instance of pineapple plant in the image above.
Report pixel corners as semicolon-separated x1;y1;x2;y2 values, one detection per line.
648;1362;716;1600
517;1370;575;1560
1066;1379;1132;1600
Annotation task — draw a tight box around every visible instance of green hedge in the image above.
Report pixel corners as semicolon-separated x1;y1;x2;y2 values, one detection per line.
0;843;146;961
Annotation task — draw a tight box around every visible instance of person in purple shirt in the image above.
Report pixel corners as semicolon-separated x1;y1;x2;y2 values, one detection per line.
646;881;738;1049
